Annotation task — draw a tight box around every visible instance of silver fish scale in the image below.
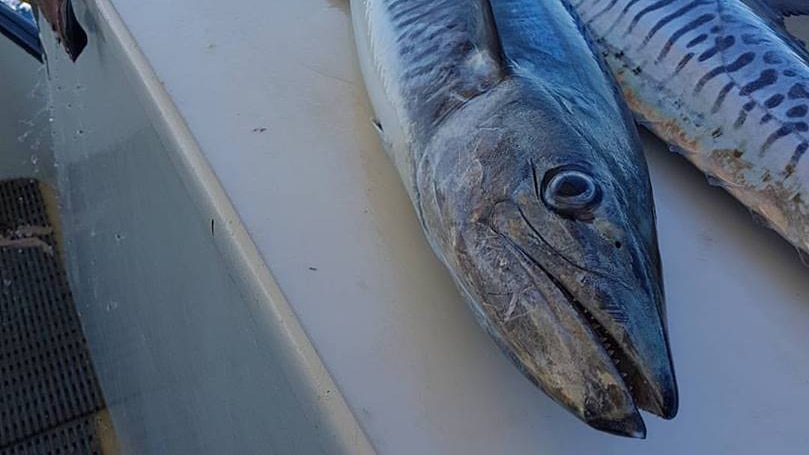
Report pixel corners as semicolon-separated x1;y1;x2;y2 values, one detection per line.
367;0;501;144
569;0;809;253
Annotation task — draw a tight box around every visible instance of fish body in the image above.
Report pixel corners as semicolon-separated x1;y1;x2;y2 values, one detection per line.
566;0;809;256
350;0;677;436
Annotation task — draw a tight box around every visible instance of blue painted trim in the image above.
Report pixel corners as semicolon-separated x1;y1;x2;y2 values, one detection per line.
0;3;42;62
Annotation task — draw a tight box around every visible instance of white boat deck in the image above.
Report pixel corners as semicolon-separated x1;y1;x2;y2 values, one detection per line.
95;1;809;452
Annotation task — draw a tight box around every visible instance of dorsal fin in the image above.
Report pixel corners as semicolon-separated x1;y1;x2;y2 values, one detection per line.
480;0;506;64
487;0;604;87
486;0;623;113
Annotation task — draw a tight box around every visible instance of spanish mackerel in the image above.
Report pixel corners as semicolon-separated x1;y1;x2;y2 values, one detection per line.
350;0;677;436
566;0;809;257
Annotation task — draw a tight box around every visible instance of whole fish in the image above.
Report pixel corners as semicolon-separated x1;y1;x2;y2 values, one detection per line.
565;0;809;258
350;0;677;437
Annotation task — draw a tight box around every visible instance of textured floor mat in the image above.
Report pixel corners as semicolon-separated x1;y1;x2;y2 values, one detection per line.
0;414;102;455
0;179;112;453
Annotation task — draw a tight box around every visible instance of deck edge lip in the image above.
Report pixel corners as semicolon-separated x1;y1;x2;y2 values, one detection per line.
77;1;376;453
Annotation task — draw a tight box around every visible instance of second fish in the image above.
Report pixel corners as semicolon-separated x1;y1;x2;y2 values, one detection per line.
567;0;809;259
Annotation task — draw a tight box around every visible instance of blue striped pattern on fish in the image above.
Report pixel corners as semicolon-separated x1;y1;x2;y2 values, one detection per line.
565;0;809;255
353;0;503;196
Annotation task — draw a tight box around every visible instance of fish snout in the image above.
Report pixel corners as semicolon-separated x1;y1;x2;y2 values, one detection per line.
434;196;676;438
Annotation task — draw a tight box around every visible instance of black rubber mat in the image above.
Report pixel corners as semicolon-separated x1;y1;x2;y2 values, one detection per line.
0;179;108;452
0;415;102;455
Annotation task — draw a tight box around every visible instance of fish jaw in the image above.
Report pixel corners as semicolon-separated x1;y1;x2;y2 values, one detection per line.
455;211;651;438
491;196;679;422
415;81;677;437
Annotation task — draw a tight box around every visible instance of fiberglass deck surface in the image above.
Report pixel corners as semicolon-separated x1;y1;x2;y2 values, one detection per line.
107;2;809;453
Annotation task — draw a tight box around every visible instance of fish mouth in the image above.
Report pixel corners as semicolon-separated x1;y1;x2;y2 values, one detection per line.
550;267;676;434
506;239;671;438
473;200;677;438
567;289;678;423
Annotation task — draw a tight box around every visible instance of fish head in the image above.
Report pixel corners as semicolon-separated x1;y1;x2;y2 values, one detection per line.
416;81;676;438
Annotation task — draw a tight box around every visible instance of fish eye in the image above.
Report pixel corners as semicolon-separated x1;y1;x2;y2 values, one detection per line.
542;166;602;217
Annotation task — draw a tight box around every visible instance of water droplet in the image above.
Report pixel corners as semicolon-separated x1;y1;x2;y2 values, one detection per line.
3;279;11;287
106;301;119;311
114;233;127;243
